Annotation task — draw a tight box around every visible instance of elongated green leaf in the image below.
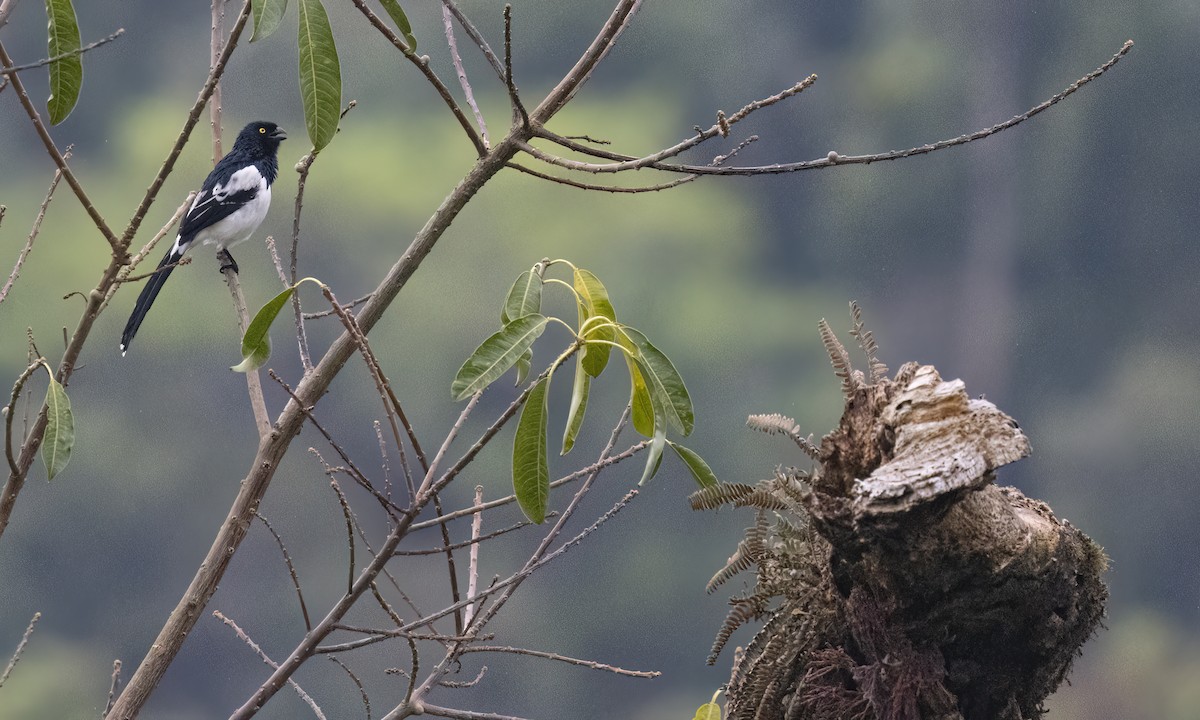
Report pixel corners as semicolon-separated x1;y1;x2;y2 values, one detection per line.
639;426;666;486
377;0;417;50
621;326;694;436
668;441;718;488
233;286;296;372
502;269;542;325
618;340;655;437
298;0;342;151
513;377;549;523
251;0;288;42
692;702;722;720
451;314;548;400
575;268;617;378
561;357;590;455
45;0;83;125
41;375;74;480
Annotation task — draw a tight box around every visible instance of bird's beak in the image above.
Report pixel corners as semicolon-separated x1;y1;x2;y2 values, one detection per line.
271;128;287;141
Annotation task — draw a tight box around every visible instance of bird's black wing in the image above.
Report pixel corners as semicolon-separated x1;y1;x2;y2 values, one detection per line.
178;161;265;240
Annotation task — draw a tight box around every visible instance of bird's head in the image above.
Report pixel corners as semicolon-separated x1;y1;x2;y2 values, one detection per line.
234;121;287;156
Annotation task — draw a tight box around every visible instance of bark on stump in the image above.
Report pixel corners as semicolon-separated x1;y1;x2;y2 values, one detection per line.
696;314;1107;720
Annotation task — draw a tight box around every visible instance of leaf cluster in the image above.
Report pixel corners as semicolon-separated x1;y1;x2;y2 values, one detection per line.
451;260;718;523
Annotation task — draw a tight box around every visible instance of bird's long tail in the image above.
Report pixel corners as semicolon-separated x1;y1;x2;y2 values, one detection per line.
120;244;183;355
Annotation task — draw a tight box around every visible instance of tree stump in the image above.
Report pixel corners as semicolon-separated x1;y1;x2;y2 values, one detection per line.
693;306;1108;720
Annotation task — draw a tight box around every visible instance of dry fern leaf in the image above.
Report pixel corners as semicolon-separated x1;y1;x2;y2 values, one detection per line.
709;598;763;665
818;318;858;398
849;301;888;383
690;483;758;511
747;414;820;459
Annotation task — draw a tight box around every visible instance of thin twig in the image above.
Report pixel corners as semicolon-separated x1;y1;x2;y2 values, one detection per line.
4;361;43;476
535;41;1134;177
419;705;531;720
255;512;312;631
0;42;119;249
271;370;404;517
463;485;484;627
302;293;372;319
101;192;195;312
395;517;540;555
209;0;225;165
440;0;504;81
443;4;488;147
349;0;485;156
0;611;40;688
330;656;372;720
212;611;328;719
0;28;124;75
410;441;645;529
438;666;487;688
222;264;271;438
503;5;529;129
328;475;357;595
0;0;18;30
460;645;659;678
104;659;122;715
1;160;64;303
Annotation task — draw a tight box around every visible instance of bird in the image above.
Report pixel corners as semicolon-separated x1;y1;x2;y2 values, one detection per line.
120;120;287;355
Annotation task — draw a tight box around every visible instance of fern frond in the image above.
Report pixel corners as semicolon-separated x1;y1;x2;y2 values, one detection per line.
708;539;759;593
709;598;764;665
849;301;888;382
747;414;820;459
690;483;757;511
733;489;790;511
818;318;857;398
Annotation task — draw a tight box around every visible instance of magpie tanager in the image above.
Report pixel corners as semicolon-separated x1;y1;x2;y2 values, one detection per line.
120;121;286;355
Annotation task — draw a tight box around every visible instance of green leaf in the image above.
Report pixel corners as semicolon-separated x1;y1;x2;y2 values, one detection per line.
620;326;694;436
514;350;532;387
233;286;296;372
561;357;590;455
451;314;548;400
668;441;718;488
251;0;288;42
639;426;666;486
502;269;543;325
298;0;342;151
513;377;549;523
574;268;617;378
620;347;656;437
692;702;722;720
377;0;417;50
45;0;83;125
41;375;74;481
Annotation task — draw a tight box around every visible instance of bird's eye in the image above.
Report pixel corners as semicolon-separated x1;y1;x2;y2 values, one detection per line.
259;127;267;134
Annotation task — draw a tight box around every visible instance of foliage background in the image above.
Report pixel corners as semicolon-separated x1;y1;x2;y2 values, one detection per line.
0;1;1194;718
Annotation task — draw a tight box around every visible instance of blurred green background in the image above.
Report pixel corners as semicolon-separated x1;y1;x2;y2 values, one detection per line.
1;1;1195;718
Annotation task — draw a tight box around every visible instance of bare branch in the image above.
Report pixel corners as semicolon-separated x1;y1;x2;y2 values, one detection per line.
395;517;541;556
0;611;40;688
213;611;327;719
418;704;532;720
0;0;19;30
104;660;122;715
440;0;504;81
1;159;64;304
302;293;372;319
443;4;488;147
460;645;660;678
503;5;529;129
330;656;372;720
0;28;124;75
209;0;225;165
349;0;486;156
0;42;119;249
463;485;484;628
536;41;1134;177
254;512;312;631
222;263;272;438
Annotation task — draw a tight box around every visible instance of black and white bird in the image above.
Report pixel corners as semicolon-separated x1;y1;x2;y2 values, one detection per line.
120;121;287;355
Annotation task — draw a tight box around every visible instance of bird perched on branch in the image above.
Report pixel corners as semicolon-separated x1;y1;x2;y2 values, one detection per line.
120;120;286;355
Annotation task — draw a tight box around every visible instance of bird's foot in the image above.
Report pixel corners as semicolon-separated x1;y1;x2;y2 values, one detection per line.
217;249;239;274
